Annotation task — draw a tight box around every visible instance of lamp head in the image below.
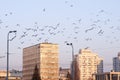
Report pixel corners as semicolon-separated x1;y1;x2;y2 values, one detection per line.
9;30;17;33
66;43;72;45
66;43;70;45
13;30;17;33
70;43;72;45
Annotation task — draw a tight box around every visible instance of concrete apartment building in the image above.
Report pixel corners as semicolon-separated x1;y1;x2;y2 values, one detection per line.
74;49;103;80
23;43;59;80
113;52;120;72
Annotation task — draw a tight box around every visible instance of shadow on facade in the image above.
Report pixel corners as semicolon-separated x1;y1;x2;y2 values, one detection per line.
32;64;41;80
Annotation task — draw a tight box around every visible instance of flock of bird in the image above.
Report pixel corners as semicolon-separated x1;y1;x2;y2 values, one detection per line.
0;9;120;51
0;0;119;53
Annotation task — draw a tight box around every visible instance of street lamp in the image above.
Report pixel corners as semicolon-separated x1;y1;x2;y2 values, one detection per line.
6;30;17;80
66;43;74;80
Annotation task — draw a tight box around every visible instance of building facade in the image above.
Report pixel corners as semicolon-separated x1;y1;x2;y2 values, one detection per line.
23;43;59;80
74;49;103;80
113;52;120;72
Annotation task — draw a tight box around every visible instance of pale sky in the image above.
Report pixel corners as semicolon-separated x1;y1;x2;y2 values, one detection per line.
0;0;120;72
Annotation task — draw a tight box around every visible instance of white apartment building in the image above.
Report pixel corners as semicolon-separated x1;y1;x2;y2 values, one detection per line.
74;49;103;80
113;52;120;72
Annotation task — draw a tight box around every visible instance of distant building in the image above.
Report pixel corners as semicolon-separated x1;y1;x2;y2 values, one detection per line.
0;70;21;80
92;71;120;80
0;70;10;77
23;42;59;80
113;52;120;72
59;68;71;80
74;49;103;80
10;69;22;79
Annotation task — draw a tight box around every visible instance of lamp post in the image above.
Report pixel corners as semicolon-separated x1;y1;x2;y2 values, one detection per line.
66;43;74;80
6;30;17;80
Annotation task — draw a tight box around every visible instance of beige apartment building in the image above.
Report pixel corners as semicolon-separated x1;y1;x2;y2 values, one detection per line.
23;43;59;80
74;49;103;80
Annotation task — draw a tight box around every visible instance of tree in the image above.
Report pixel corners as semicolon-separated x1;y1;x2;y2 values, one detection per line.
67;72;71;80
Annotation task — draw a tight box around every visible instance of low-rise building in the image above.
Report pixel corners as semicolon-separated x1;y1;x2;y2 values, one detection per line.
0;70;10;77
59;68;71;80
10;69;22;79
92;71;120;80
0;70;21;80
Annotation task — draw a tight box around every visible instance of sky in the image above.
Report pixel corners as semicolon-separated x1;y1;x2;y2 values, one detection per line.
0;0;120;72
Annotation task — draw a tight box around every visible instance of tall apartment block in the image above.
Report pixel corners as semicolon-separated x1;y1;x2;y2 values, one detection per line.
23;43;59;80
74;49;103;80
113;52;120;72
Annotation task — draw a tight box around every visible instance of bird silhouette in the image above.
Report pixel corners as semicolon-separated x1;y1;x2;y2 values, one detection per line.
43;8;45;12
17;47;21;49
70;5;73;7
85;27;95;33
20;41;24;44
97;29;104;34
16;24;20;27
10;12;12;15
5;14;8;16
0;20;3;24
